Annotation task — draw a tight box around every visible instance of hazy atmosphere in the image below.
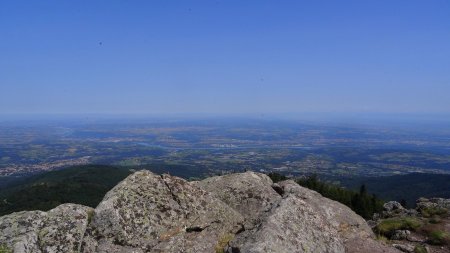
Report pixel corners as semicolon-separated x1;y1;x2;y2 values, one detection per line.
1;1;450;115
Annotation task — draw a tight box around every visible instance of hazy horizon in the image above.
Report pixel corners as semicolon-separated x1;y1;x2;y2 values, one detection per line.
2;112;450;129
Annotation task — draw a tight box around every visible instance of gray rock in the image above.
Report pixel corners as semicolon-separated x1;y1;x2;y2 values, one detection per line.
0;210;44;253
93;239;145;253
416;198;435;210
381;201;410;218
345;237;403;253
195;171;281;229
86;170;244;252
230;189;345;252
40;204;93;253
0;203;93;253
392;243;415;253
405;209;418;216
228;180;399;253
416;197;450;211
391;230;411;240
384;201;405;212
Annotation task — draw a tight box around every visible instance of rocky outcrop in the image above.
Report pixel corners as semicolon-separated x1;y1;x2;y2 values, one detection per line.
0;204;93;253
416;197;450;212
384;201;406;212
224;179;396;253
374;201;418;220
0;171;399;253
195;173;395;252
82;171;244;253
371;197;450;253
194;172;281;229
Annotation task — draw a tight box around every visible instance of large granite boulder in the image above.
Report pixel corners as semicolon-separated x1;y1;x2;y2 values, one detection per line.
195;171;281;229
0;203;93;253
225;180;398;253
196;173;398;253
82;170;244;252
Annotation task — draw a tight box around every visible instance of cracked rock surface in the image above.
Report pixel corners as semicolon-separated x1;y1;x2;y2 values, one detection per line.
83;170;244;253
194;171;281;229
0;203;92;253
0;171;400;253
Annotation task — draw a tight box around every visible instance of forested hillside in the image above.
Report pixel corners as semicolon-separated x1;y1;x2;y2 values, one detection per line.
339;173;450;208
0;165;132;216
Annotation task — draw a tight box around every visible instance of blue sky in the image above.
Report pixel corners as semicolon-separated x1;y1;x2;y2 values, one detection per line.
1;1;449;115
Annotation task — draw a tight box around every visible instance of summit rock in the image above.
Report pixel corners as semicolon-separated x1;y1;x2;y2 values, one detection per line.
0;171;399;253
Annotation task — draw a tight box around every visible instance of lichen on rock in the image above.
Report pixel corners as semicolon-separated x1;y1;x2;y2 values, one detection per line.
0;203;93;253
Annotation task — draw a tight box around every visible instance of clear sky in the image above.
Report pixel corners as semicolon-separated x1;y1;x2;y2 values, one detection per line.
1;1;449;115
